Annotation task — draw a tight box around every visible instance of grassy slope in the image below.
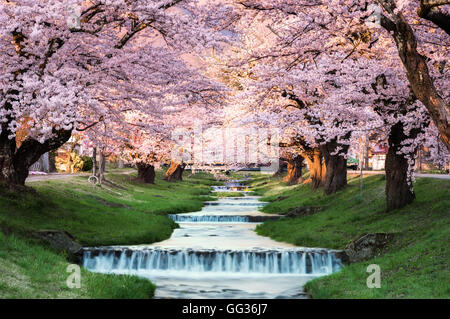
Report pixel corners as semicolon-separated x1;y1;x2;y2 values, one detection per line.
0;169;218;298
0;169;216;246
251;173;450;298
0;231;156;298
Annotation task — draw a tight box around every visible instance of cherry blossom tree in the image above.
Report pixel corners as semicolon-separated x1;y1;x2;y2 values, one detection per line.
228;0;448;148
221;0;448;209
0;0;229;187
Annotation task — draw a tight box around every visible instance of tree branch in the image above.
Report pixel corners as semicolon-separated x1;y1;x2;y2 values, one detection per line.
417;0;450;35
377;0;450;150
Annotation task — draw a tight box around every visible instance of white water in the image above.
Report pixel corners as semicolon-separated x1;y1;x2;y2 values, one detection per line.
83;248;340;274
83;180;343;299
211;185;249;192
169;215;250;222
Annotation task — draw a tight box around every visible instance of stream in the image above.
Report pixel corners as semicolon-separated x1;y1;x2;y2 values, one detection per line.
82;180;343;299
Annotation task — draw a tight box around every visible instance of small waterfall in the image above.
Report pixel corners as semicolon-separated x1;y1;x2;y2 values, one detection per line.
216;196;259;200
211;186;248;192
83;248;343;275
169;215;249;223
168;214;281;223
204;202;265;207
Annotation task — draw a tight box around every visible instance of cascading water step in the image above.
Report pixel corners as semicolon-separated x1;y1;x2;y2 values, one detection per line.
83;247;344;275
214;196;260;200
204;201;266;206
211;186;249;192
168;214;282;223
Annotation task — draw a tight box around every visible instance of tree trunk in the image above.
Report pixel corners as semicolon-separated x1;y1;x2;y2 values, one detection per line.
136;163;155;184
283;155;303;185
304;148;326;189
96;151;106;183
320;139;349;195
164;161;186;182
0;135;27;185
385;122;416;211
417;1;450;36
417;147;422;172
380;9;450;151
48;151;57;173
101;153;106;173
0;129;72;187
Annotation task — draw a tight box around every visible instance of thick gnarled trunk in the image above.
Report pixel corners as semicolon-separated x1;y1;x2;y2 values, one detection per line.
0;136;27;185
304;148;326;189
283;155;303;185
385;122;416;211
137;163;155;184
164;161;186;182
0;129;72;187
380;8;450;150
320;139;349;195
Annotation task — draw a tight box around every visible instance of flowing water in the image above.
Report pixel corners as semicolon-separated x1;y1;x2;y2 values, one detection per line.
82;180;343;298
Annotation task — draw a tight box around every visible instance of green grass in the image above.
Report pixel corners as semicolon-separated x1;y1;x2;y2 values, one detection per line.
0;169;219;298
0;231;155;298
253;173;450;298
0;169;217;246
421;169;449;174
